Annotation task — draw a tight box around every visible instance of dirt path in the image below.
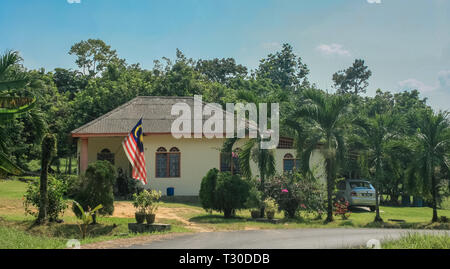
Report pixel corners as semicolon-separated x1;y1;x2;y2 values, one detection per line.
80;202;213;249
80;232;192;249
113;201;213;232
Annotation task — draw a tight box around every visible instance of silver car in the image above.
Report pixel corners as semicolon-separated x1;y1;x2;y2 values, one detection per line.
336;179;376;211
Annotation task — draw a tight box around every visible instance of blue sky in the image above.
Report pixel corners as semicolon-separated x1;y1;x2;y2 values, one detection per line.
1;0;449;110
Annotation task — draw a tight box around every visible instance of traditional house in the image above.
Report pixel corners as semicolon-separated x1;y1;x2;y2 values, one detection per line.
71;96;325;197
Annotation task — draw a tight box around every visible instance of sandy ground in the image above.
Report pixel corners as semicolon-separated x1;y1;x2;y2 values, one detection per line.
1;198;214;248
81;202;212;248
113;201;211;232
0;198;209;231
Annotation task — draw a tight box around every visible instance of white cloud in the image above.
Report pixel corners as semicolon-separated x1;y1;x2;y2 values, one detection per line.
261;42;282;51
398;78;435;93
367;0;381;4
67;0;81;4
398;70;450;93
316;43;351;56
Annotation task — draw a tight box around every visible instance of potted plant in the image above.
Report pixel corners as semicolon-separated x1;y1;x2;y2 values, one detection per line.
132;191;148;224
245;187;263;219
132;189;162;224
263;197;278;220
144;189;162;224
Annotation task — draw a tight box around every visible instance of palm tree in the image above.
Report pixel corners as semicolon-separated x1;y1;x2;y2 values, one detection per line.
354;112;400;222
221;136;275;217
220;89;278;216
0;50;36;175
409;109;450;222
294;89;350;222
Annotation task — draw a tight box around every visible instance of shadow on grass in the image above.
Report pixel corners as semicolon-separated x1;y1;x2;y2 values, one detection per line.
189;214;247;224
339;220;355;227
190;214;318;225
51;223;117;238
0;217;120;239
363;221;450;230
349;206;373;213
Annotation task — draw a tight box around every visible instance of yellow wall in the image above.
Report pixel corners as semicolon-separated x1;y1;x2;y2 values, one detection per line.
78;135;325;196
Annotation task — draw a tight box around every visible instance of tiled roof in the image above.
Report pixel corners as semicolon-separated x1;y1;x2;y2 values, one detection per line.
71;96;237;136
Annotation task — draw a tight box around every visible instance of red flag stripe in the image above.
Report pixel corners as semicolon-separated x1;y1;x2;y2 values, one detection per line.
128;141;147;178
123;136;147;180
126;136;147;177
125;141;146;179
123;140;145;180
126;136;146;173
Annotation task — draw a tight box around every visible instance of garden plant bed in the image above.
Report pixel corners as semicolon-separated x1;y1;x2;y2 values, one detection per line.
128;223;171;233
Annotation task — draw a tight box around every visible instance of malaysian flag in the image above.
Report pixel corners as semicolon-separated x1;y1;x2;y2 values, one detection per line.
123;118;147;184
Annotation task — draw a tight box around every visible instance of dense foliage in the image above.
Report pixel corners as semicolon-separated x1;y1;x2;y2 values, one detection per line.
199;169;251;218
24;176;68;222
71;161;116;221
199;168;219;212
0;38;448;223
37;133;57;222
214;172;251;218
265;173;327;218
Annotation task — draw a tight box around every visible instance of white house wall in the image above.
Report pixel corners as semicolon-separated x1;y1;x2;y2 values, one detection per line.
78;135;326;196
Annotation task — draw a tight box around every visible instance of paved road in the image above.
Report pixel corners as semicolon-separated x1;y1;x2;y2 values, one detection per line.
127;228;449;249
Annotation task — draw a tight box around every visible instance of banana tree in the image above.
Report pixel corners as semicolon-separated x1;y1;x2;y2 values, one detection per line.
0;96;36;122
0;50;36;175
73;201;103;239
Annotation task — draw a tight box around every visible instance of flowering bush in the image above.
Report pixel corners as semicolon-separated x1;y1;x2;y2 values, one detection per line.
265;172;326;218
334;198;351;220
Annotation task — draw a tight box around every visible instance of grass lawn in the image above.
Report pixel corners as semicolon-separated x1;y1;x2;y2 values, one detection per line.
183;205;450;231
1;178;449;248
382;233;450;249
27;158;78;174
0;179;191;249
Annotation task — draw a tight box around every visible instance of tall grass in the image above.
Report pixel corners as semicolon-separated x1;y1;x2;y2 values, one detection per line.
0;226;66;249
382;233;450;249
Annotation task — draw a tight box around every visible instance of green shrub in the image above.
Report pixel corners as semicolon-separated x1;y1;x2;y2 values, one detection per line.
72;161;116;222
199;169;251;218
23;176;68;222
199;168;219;211
114;168;145;199
245;185;263;210
54;173;79;197
214;172;251;218
263;197;278;214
